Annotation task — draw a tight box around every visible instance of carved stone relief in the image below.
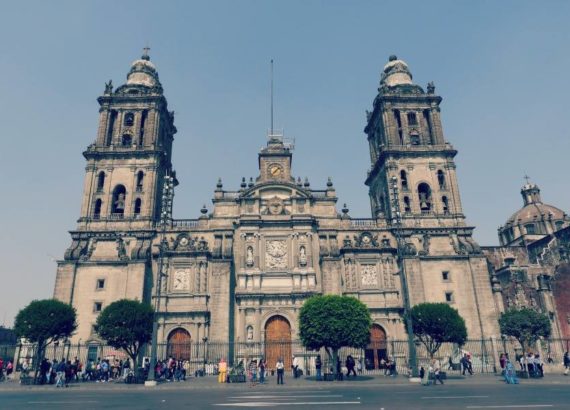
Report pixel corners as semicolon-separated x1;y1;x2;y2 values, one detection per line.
266;240;287;269
173;269;191;291
361;264;378;287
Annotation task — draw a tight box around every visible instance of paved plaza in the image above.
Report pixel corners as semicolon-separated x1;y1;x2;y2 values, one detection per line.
1;374;569;409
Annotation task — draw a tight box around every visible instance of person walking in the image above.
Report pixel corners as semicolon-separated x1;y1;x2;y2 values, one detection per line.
248;359;257;387
432;359;444;385
276;357;285;385
504;359;519;384
258;358;266;384
315;354;322;381
346;355;357;378
564;351;570;375
218;358;227;383
292;355;300;379
55;360;66;388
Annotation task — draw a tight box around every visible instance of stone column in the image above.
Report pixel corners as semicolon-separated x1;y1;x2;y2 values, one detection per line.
430;108;444;145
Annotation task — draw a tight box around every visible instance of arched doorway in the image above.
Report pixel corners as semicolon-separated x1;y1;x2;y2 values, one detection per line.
167;328;191;360
264;315;292;370
365;324;387;370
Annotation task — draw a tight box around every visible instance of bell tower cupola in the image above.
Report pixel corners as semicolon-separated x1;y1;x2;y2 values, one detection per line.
78;49;177;230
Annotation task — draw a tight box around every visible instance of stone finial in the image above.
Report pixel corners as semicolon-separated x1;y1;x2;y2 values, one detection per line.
296;177;302;186
303;177;310;188
327;177;333;188
200;204;208;215
240;177;247;189
216;178;223;190
248;177;254;188
342;203;349;215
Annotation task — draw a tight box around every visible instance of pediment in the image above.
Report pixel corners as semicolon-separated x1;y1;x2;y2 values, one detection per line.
241;182;311;200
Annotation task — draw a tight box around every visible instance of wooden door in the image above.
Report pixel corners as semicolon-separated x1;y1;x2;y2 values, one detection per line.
265;316;292;371
167;328;191;360
366;324;387;369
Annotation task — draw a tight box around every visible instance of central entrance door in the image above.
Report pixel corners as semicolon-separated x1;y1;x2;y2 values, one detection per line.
264;315;292;370
167;328;191;360
365;324;387;370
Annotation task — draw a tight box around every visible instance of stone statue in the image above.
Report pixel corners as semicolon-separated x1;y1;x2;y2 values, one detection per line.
115;193;125;211
104;80;113;94
419;192;429;210
246;246;254;267
247;326;253;341
427;81;435;94
299;245;307;267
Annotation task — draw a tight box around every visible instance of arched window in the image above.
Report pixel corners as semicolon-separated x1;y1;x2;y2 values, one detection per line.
525;223;536;235
121;134;132;147
96;171;105;192
93;199;102;219
394;110;403;144
111;185;127;216
139;110;147;145
400;170;408;190
124;112;134;127
417;183;432;212
437;170;446;189
403;196;411;213
134;198;142;216
407;112;418;126
106;110;117;146
442;196;449;214
136;171;144;192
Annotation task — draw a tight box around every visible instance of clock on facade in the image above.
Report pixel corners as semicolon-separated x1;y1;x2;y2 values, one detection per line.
268;164;283;178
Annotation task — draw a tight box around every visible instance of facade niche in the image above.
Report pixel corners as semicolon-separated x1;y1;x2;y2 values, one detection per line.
111;185;126;216
417;183;432;212
121;134;132;147
134;198;142;216
124;112;134;127
442;196;449;214
400;170;408;190
93;199;102;219
139;110;147;145
394;109;403;144
403;196;411;213
96;171;105;192
407;111;417;126
106;110;117;146
136;171;144;191
437;170;446;189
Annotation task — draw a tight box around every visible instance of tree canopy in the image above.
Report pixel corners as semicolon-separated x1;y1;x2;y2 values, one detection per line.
499;307;551;352
14;299;77;348
299;295;371;375
94;299;153;364
409;302;467;358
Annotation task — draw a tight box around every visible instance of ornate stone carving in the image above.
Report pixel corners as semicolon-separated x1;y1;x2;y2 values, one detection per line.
172;234;209;252
267;196;284;215
173;269;191;291
246;246;254;267
266;240;287;269
299;245;307;267
353;232;379;248
116;237;129;261
80;237;98;261
361;265;378;287
418;234;430;256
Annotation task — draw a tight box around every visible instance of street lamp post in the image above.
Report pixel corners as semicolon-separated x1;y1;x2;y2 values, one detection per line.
390;176;418;377
146;174;175;385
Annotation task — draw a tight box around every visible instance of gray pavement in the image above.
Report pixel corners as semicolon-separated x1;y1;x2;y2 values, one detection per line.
0;374;569;409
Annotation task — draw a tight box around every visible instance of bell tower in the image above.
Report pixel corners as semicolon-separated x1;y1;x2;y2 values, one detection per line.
364;55;465;229
78;49;177;230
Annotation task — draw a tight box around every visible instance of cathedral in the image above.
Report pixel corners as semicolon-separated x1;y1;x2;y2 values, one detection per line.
53;52;570;361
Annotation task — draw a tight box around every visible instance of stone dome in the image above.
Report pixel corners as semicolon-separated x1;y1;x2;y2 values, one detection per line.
380;55;413;87
126;53;160;88
505;202;566;227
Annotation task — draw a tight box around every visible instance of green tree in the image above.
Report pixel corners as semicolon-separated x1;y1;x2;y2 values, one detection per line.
299;295;372;378
409;303;467;359
13;299;77;381
94;299;153;365
499;307;551;353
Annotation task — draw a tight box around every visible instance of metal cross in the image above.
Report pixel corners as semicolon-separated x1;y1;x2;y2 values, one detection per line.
524;174;531;184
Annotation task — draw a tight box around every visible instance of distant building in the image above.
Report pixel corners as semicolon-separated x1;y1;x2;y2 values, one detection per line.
53;52;569;367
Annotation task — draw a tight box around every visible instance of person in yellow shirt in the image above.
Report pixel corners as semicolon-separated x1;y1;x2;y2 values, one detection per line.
218;358;227;383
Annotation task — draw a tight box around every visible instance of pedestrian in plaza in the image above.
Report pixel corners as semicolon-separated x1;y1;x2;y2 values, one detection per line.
5;360;13;380
248;358;258;387
564;352;570;375
499;353;507;374
346;355;357;378
432;359;444;385
218;358;227;383
258;358;266;384
315;354;322;381
122;358;131;379
504;359;519;384
461;354;473;376
55;360;65;387
292;355;300;378
276;357;285;385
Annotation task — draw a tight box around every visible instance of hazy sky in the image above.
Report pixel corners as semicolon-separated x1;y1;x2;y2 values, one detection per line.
1;0;569;326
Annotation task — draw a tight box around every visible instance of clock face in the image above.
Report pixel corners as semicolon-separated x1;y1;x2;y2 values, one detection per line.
268;164;283;178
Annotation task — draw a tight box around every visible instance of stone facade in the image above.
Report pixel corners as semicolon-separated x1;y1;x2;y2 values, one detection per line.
54;52;569;349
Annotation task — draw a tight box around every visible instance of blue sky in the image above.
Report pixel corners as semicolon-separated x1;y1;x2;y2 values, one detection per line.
1;0;569;325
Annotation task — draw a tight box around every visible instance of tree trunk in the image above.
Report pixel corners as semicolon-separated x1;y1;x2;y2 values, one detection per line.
34;342;45;385
332;348;339;380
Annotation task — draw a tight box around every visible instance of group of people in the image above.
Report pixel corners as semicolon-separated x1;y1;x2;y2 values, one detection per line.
153;357;190;382
0;358;14;381
420;358;444;386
